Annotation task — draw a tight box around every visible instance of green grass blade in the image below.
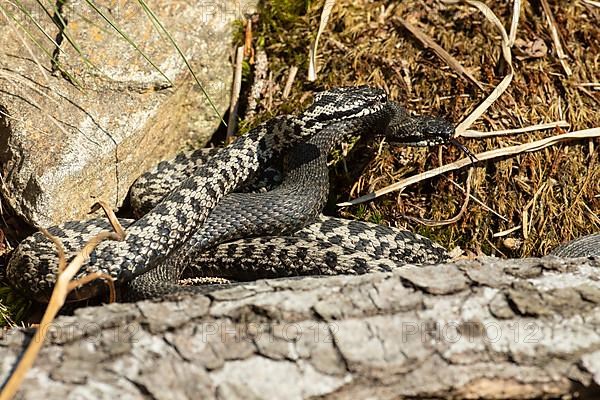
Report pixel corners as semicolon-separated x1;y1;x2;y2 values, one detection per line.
83;0;173;87
43;0;112;36
135;0;226;126
0;286;31;328
0;3;83;89
13;0;60;49
35;0;104;75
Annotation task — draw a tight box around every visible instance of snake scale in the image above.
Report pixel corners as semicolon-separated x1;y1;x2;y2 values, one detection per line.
5;86;599;302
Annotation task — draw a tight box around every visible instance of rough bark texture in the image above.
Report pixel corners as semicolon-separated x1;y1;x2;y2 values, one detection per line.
0;0;256;227
1;257;600;399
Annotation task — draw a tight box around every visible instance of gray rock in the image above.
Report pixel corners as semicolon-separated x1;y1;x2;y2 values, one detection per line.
0;0;256;227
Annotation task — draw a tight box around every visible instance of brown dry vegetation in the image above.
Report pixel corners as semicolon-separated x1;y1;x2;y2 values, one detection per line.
243;0;599;258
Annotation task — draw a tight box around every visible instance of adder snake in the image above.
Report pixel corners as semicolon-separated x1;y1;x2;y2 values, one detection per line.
6;87;598;302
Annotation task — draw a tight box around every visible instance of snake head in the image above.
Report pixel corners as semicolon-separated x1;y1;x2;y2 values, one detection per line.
385;102;455;147
384;104;478;162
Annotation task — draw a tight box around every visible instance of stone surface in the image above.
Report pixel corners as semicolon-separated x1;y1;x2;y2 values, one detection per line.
0;0;257;227
1;257;600;399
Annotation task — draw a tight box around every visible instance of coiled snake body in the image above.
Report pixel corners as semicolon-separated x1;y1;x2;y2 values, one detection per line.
6;87;599;302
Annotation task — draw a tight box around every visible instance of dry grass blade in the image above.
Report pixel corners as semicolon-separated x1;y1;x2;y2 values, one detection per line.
448;175;509;222
582;0;600;6
308;0;336;81
460;120;569;138
440;0;515;135
38;227;67;272
539;0;572;76
244;17;254;63
508;0;521;45
493;225;522;237
89;200;126;240
0;203;124;400
282;66;298;99
338;127;600;206
394;17;485;91
404;168;474;226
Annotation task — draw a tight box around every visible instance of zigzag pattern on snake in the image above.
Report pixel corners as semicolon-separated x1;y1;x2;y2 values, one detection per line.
126;105;453;299
6;86;598;302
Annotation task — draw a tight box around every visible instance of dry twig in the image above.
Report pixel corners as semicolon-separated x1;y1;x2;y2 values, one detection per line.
244;49;268;120
0;203;124;400
460;121;569;138
226;45;245;142
282;66;298;99
338;127;600;206
243;18;254;64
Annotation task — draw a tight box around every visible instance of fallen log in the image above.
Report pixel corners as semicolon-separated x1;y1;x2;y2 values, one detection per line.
1;256;600;399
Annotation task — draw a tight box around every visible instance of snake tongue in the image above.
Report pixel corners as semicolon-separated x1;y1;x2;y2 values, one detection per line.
449;138;478;164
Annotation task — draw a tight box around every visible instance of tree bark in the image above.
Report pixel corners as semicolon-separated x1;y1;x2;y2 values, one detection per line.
2;256;600;399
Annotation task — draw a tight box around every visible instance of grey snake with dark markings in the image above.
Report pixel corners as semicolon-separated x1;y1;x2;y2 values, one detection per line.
5;86;599;302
